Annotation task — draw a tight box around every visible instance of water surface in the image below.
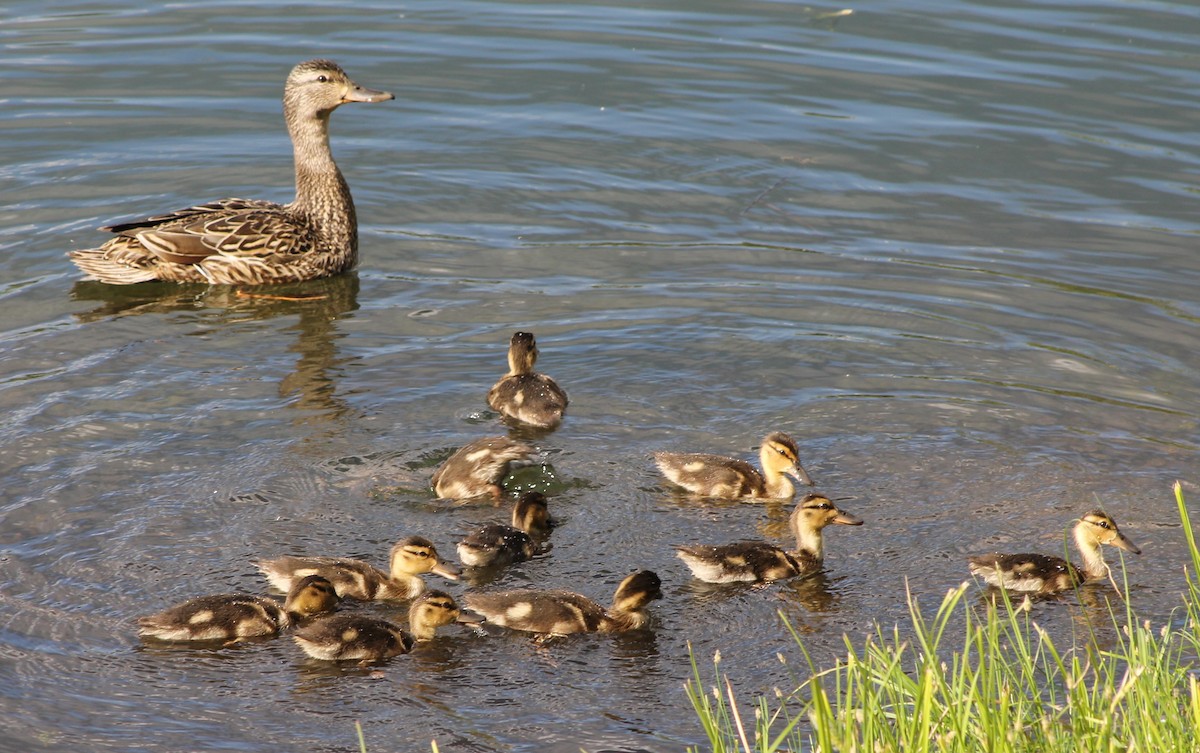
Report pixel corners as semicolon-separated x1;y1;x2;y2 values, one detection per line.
2;0;1199;751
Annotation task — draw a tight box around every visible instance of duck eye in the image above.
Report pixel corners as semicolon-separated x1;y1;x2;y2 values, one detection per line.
316;75;329;83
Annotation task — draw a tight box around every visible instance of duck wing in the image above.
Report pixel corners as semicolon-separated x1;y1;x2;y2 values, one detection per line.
654;452;764;497
675;541;801;583
967;552;1080;593
465;589;606;635
104;199;313;265
256;556;390;601
137;594;285;641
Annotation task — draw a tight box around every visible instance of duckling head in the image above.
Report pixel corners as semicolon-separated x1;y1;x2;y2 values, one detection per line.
611;570;664;614
761;432;814;487
790;493;863;559
285;574;341;618
284;59;394;123
1076;510;1140;554
389;536;462;581
407;590;471;641
512;491;553;533
506;331;540;375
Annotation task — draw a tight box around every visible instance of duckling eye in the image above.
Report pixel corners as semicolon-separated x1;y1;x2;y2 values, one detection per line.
316;75;329;83
1097;520;1111;529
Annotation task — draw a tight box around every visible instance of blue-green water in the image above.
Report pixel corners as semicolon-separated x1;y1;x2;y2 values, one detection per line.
2;1;1198;750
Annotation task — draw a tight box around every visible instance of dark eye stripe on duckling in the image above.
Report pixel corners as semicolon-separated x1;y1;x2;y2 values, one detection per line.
800;494;833;509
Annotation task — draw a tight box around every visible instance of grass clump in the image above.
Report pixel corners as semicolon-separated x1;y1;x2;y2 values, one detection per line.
687;481;1200;753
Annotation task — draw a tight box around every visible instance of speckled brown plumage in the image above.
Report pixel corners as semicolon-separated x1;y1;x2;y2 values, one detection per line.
69;59;392;285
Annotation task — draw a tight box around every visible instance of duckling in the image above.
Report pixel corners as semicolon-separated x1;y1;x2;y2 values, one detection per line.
292;590;471;662
487;331;569;429
968;510;1140;595
137;574;339;642
69;59;393;286
465;570;662;636
653;431;813;500
676;493;862;583
431;435;537;501
256;536;460;601
457;491;553;568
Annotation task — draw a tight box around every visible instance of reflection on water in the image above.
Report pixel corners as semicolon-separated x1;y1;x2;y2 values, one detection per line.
71;274;362;431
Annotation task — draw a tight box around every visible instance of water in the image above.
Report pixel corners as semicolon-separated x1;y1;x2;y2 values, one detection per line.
2;0;1199;750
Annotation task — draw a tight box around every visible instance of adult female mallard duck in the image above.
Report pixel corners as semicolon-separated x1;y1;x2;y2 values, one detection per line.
968;510;1141;595
431;436;537;501
69;59;393;285
293;590;474;662
256;536;460;601
676;493;862;583
653;431;814;500
137;574;339;642
457;491;553;568
465;570;662;636
486;331;569;429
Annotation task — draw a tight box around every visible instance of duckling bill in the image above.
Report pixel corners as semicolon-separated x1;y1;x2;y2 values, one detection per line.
69;59;392;285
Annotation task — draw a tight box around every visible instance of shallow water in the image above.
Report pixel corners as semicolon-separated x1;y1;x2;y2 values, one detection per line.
2;0;1199;750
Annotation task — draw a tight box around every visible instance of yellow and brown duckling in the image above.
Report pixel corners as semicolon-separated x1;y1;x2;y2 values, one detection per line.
431;435;537;501
676;493;862;583
464;570;662;636
653;431;813;500
69;59;393;286
137;574;340;642
256;536;460;601
457;491;554;568
968;510;1140;595
486;331;569;429
292;590;474;662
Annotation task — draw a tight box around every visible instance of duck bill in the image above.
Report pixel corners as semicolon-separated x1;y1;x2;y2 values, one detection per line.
1113;533;1141;555
456;609;486;626
431;560;462;581
789;463;815;487
344;84;394;104
833;511;863;526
